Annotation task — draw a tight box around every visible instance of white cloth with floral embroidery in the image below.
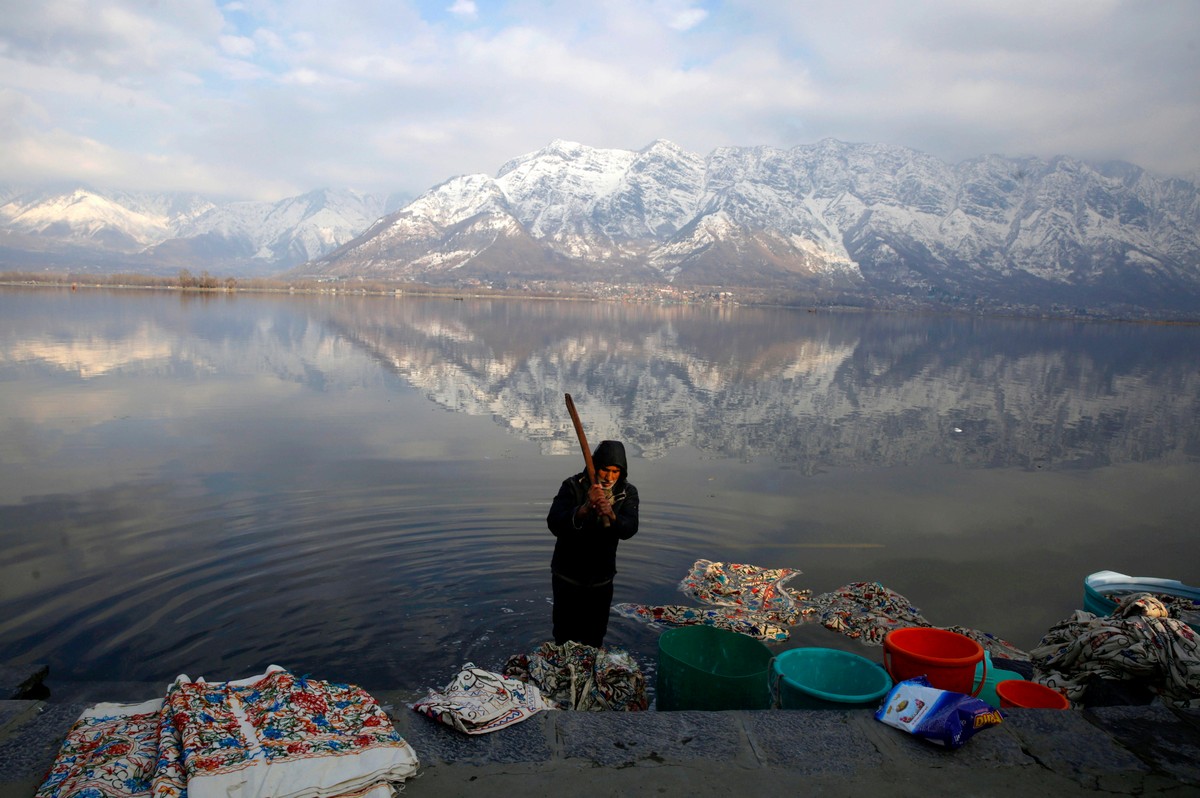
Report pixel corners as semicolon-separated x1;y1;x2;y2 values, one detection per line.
411;663;555;734
35;666;419;798
35;699;164;798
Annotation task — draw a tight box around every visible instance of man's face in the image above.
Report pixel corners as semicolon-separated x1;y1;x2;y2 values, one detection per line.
596;465;620;487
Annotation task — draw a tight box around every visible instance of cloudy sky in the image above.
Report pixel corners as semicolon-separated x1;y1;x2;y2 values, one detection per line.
2;0;1197;201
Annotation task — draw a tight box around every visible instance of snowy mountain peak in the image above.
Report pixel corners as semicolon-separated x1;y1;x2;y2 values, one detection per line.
640;138;685;155
498;140;637;183
406;174;509;225
1;187;171;246
4;137;1199;316
311;139;1200;314
0;185;387;276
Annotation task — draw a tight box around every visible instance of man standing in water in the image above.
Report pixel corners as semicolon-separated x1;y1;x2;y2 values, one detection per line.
546;440;639;648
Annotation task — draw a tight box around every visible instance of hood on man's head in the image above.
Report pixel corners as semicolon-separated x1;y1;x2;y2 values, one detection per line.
591;440;628;479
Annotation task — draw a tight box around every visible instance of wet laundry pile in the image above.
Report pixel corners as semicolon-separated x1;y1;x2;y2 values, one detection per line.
36;665;420;798
614;560;1027;659
410;641;648;735
806;581;1029;660
504;640;648;711
613;559;813;641
1032;592;1200;707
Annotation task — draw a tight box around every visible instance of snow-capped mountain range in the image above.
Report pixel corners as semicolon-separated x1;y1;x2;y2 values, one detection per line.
309;138;1200;313
4;137;1199;314
0;185;397;276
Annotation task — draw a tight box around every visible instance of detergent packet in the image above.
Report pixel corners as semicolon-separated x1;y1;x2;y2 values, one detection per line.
875;676;1003;749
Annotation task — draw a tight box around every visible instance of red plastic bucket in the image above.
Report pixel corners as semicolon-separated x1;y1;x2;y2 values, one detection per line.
995;680;1070;709
882;627;986;696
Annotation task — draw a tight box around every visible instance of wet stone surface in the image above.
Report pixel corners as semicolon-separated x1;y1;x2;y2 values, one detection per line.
392;709;555;766
556;710;747;768
0;703;84;781
2;680;1199;797
744;710;884;774
860;708;1032;771
1002;706;1152;786
1086;705;1200;784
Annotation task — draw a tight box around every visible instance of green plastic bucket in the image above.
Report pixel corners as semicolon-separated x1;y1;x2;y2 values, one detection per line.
655;626;773;710
770;648;893;710
974;651;1027;709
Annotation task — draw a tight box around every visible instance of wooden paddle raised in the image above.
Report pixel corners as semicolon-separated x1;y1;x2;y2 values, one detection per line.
564;392;610;527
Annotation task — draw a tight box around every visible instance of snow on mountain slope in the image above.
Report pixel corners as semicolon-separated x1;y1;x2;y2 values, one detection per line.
175;188;387;263
0;186;386;273
359;139;1194;310
5;137;1199;314
0;188;191;248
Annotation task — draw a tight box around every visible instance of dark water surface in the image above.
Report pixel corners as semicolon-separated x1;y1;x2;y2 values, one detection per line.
2;287;1198;696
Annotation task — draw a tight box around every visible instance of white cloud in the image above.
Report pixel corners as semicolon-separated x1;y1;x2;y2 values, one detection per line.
0;0;1196;199
219;34;257;57
657;1;708;31
447;0;478;20
667;9;708;31
253;28;286;51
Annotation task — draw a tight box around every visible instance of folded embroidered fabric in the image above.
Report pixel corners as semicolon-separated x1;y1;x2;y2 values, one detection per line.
411;663;554;734
36;699;164;798
36;666;420;798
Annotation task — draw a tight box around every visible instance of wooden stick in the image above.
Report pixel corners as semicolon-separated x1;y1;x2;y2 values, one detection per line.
564;393;610;527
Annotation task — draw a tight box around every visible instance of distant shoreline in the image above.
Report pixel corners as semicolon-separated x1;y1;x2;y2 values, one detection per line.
3;273;1199;326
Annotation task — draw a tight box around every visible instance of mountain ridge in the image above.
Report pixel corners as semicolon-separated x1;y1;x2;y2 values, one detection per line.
3;137;1198;315
303;138;1200;314
0;185;398;277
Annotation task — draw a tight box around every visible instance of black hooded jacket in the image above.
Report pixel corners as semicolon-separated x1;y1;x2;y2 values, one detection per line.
546;440;639;586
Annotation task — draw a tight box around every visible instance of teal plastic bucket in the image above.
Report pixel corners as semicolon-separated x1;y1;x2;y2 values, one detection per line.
974;651;1027;709
1083;571;1200;632
655;626;773;710
770;648;893;710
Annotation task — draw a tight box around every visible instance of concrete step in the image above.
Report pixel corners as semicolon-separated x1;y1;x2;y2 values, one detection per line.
1;682;1197;797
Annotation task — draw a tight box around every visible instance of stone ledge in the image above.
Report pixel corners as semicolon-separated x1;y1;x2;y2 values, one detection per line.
2;687;1198;797
0;665;48;700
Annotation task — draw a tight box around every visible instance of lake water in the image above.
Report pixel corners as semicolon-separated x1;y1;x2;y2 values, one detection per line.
1;286;1198;698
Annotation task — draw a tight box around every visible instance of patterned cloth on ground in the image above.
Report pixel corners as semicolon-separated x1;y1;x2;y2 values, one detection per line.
36;666;420;798
804;581;1030;660
503;641;648;711
612;559;812;641
410;663;554;734
1031;593;1200;707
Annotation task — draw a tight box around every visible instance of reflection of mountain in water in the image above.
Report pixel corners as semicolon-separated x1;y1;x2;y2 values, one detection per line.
4;323;175;378
327;299;1200;472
